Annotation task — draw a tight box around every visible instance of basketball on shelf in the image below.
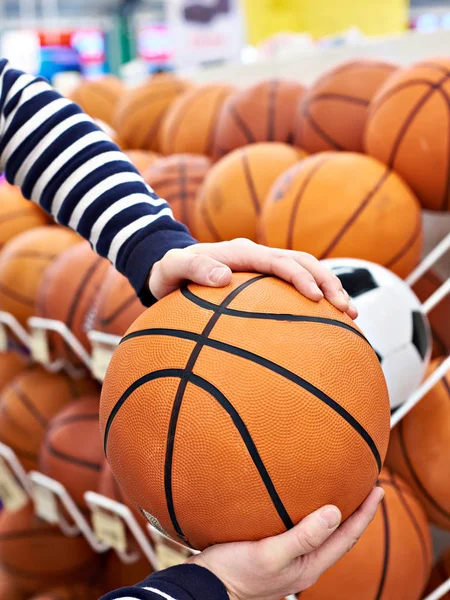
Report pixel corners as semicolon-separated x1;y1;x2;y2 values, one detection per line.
321;259;431;408
69;75;125;126
125;150;161;175
293;59;397;153
413;270;450;358
100;273;390;550
195;143;305;242
0;351;28;391
425;548;450;599
365;57;450;211
260;152;423;278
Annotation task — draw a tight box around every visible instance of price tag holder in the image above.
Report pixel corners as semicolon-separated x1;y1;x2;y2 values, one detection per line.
91;344;115;382
0;324;8;352
92;509;127;553
155;539;192;569
30;328;51;365
32;484;60;524
0;457;28;512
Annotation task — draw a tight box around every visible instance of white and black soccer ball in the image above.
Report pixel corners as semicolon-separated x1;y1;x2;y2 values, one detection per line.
321;258;432;409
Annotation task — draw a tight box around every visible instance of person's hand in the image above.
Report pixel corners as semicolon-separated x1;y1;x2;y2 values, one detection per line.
187;487;384;600
149;239;357;319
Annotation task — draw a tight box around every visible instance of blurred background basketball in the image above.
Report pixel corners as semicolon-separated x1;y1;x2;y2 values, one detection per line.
0;351;28;392
412;271;450;358
125;150;161;175
425;548;450;599
69;75;125;126
30;584;103;600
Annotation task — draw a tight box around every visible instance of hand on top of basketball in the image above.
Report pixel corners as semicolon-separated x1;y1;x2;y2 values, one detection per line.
188;487;384;600
148;239;358;319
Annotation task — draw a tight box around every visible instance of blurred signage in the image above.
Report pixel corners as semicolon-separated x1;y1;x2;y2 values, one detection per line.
137;24;174;65
167;0;244;68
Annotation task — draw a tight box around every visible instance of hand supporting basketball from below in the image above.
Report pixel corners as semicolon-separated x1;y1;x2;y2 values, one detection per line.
149;239;357;319
188;487;384;600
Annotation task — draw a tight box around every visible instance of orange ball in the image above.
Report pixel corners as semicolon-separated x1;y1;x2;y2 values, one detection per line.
0;351;28;392
144;154;211;233
195;142;305;242
114;77;191;152
365;57;450;211
160;83;235;156
212;79;306;158
94;119;124;149
104;551;153;590
69;76;125;126
294;59;397;153
124;150;161;174
386;358;450;530
425;548;450;600
413;271;450;358
260;152;423;278
30;585;102;600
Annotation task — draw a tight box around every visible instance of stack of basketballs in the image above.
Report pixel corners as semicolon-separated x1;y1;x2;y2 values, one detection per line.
0;56;447;600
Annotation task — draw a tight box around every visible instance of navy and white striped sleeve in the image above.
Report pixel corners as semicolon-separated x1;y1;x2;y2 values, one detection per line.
101;564;229;600
0;59;196;305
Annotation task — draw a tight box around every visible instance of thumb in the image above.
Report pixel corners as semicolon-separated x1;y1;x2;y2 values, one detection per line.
149;248;232;299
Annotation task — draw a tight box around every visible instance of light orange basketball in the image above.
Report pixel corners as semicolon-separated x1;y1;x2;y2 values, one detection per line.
0;226;80;327
125;150;161;174
299;468;432;600
386;358;450;530
0;180;51;248
294;59;397;153
425;549;450;599
413;271;450;358
212;79;306;159
69;75;125;126
259;152;423;278
144;154;211;233
195;143;305;242
113;77;192;152
100;273;390;550
365;57;450;211
160;83;236;156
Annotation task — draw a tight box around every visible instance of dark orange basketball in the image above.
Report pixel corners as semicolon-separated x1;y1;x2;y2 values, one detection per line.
293;59;397;154
0;226;80;327
160;83;236;156
0;367;97;471
113;77;192;152
144;154;211;233
100;273;390;550
69;76;125;126
425;548;450;599
0;180;50;248
92;266;145;338
0;568;25;599
39;395;103;510
125;150;161;174
30;584;102;600
365;57;450;211
0;351;28;391
260;152;423;278
386;358;450;530
413;271;450;358
0;503;101;594
195;143;305;242
299;468;432;600
36;241;110;364
104;551;153;590
212;79;306;159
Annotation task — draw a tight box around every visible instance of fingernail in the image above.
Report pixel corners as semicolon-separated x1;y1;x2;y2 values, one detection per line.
209;267;228;283
320;506;341;529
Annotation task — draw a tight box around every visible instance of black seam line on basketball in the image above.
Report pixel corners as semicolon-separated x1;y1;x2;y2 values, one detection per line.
442;371;450;399
99;294;139;326
268;79;278;141
164;275;267;544
65;257;105;330
1;442;38;463
319;168;391;259
148;175;205;188
303;106;345;151
144;108;167;147
398;420;450;521
230;99;256;144
310;92;370;106
103;368;294;532
434;86;450;210
0;527;64;540
119;328;382;471
46;443;103;471
319;60;396;79
0;282;35;306
390;471;431;580
181;286;370;344
375;498;390;600
166;86;212;150
53;413;100;427
242;150;261;215
384;208;422;269
368;79;435;120
201;191;222;241
122;83;187;123
418;61;450;75
207;89;230;155
12;383;47;428
287;155;333;249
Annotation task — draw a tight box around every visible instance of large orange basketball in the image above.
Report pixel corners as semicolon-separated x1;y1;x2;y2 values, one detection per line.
113;77;191;152
212;79;306;158
0;226;80;327
413;271;450;358
160;83;236;156
36;241;109;364
0;503;100;594
144;154;211;233
0;180;50;249
124;150;161;174
195;143;305;242
69;76;125;126
294;59;397;153
386;358;450;530
0;351;28;391
425;548;450;599
0;367;97;471
365;57;450;211
100;273;390;550
260;152;423;278
39;395;103;510
299;468;432;600
92;266;145;338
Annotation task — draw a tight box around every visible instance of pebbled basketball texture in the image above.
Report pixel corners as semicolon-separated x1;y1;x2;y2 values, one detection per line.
100;273;390;550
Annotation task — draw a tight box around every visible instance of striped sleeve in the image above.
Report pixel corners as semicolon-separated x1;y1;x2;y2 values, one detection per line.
100;564;229;600
0;59;196;305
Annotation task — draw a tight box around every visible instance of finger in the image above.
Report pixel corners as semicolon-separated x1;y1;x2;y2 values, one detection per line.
258;505;342;571
268;256;324;301
149;249;232;299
